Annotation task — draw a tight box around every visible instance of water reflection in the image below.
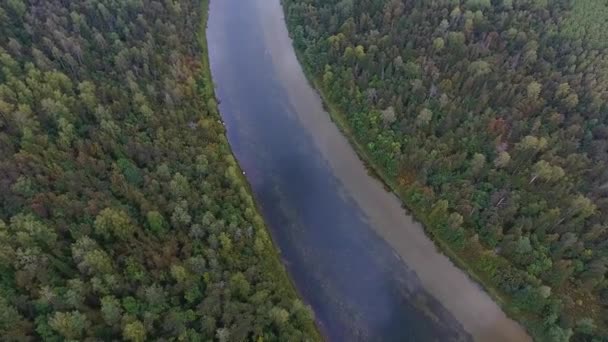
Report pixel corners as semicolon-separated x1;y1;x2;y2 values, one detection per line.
207;0;473;340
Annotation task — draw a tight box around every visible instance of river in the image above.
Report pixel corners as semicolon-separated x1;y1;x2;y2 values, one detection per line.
206;0;531;341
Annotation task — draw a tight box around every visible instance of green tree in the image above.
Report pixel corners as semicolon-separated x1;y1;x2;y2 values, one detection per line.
101;296;123;326
94;208;136;240
269;307;290;326
48;311;90;340
470;153;486;175
493;151;511;168
576;318;596;335
123;320;146;342
416;108;433;127
146;211;166;234
433;37;445;51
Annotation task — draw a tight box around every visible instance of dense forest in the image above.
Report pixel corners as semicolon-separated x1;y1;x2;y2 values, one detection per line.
284;0;608;340
0;0;318;340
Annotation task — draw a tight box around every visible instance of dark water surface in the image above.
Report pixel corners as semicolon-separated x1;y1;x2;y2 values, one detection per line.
206;0;530;341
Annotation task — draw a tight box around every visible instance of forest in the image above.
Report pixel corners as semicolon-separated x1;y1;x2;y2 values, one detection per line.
0;0;318;340
283;0;608;340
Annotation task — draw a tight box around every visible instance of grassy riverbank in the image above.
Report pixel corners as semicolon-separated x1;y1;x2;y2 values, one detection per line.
201;1;321;340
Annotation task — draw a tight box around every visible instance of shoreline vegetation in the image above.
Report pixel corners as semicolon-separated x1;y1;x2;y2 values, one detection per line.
200;1;322;339
0;0;319;340
294;43;531;338
200;1;322;340
281;0;608;340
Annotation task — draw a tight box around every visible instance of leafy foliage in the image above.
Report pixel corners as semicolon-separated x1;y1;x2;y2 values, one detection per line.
0;0;317;340
284;0;608;339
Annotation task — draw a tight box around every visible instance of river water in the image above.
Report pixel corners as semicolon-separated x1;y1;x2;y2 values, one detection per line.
206;0;531;341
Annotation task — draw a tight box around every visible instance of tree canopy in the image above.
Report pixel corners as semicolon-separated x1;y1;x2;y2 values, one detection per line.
0;0;318;340
284;0;608;340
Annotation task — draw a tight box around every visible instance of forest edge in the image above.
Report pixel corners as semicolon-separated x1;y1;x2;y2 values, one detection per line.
200;0;323;340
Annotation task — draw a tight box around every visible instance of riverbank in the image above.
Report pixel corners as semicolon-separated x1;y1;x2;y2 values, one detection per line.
244;1;528;340
200;1;321;339
299;55;540;340
280;9;541;342
207;0;537;339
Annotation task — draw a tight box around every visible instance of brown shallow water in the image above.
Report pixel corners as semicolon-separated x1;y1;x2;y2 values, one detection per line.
208;0;531;341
